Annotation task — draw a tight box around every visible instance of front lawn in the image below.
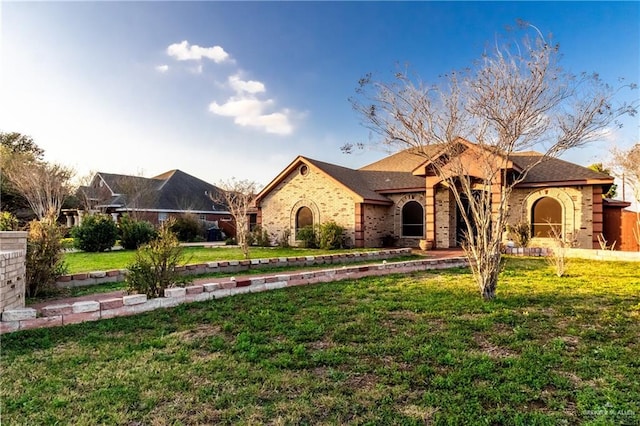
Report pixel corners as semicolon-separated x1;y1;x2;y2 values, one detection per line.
2;258;639;424
63;246;379;274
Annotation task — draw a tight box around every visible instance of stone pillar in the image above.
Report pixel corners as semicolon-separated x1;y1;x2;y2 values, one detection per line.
111;213;119;222
0;231;28;312
425;178;438;246
66;213;74;227
77;210;85;226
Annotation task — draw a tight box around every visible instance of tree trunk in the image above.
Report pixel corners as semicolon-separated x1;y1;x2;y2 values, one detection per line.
467;247;502;301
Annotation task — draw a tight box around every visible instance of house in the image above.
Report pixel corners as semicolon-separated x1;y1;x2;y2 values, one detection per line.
254;139;630;249
67;170;234;237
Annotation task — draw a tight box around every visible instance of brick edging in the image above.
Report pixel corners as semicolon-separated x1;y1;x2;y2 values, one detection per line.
54;248;414;288
1;256;469;334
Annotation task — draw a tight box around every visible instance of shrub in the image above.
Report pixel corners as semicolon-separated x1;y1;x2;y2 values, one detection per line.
277;229;291;248
0;211;18;231
72;214;118;252
169;214;202;242
296;225;317;248
507;221;531;248
119;216;157;250
26;220;67;297
318;221;345;250
248;225;271;247
126;223;189;298
225;237;237;245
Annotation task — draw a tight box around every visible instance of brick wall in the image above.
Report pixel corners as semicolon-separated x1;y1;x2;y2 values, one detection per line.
0;232;27;313
259;164;358;246
507;186;593;248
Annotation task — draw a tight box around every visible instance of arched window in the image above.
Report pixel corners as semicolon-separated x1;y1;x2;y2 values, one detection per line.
402;201;424;237
531;197;562;237
296;206;313;236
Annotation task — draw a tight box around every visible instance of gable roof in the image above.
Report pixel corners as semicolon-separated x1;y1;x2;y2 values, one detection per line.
257;142;615;207
152;169;227;212
88;170;227;213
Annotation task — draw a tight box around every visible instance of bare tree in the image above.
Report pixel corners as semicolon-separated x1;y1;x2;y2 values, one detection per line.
1;132;45;216
113;174;160;220
214;178;259;259
349;23;637;300
4;152;74;223
611;143;640;249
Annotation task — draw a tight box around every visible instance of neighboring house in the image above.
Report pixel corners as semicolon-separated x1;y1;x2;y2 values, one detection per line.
67;170;234;238
255;139;631;249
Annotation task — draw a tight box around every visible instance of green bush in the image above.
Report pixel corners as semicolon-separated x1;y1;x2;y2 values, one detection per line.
296;225;317;248
26;220;67;297
0;211;18;231
169;214;202;242
72;214;118;252
119;216;157;250
318;221;345;250
126;223;189;298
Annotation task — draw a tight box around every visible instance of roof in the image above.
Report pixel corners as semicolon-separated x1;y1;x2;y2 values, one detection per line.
358;148;432;172
509;153;614;185
257;142;614;206
89;170;227;213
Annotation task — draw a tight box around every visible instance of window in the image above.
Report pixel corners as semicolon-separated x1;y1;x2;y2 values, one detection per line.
300;165;309;176
531;197;562;237
402;201;424;237
296;206;313;236
158;212;168;223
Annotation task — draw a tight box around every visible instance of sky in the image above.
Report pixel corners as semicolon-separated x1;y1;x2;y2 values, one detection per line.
1;1;639;196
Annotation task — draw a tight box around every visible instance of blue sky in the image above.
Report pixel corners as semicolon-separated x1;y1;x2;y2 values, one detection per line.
2;1;638;192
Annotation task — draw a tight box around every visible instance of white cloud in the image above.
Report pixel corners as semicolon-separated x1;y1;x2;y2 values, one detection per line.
228;74;265;94
209;97;293;135
167;40;231;63
155;64;169;73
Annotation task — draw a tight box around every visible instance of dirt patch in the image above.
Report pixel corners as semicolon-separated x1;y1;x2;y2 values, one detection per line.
170;324;223;342
472;332;517;358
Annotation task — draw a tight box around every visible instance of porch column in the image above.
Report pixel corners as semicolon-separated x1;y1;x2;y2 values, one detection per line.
65;213;74;228
354;203;364;248
77;210;85;226
111;213;119;222
425;178;438;245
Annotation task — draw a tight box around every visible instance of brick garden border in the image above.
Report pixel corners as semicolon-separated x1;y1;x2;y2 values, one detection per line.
55;248;414;288
1;256;468;334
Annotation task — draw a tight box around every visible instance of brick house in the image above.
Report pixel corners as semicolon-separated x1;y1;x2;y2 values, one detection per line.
254;139;629;249
68;170;234;238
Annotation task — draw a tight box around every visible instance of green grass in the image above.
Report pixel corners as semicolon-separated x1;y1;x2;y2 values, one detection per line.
29;255;422;302
2;257;639;424
62;246;379;274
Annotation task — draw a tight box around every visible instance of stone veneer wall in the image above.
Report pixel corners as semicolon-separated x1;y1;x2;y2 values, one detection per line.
259;164;358;247
0;232;28;313
507;186;593;249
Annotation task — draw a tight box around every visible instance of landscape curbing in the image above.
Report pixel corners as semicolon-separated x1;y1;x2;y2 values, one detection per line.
54;248;414;288
1;256;469;334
